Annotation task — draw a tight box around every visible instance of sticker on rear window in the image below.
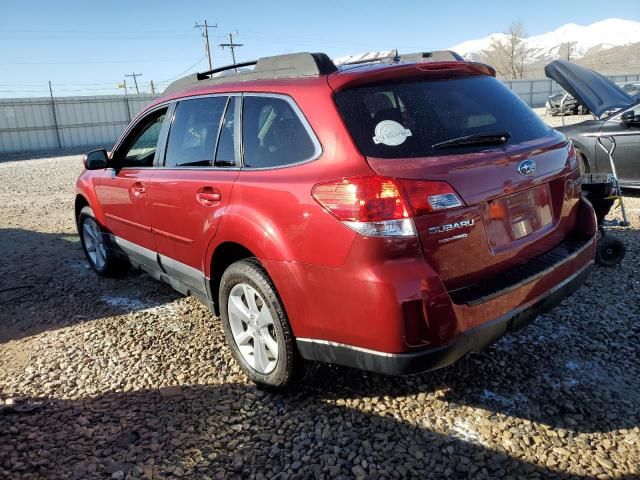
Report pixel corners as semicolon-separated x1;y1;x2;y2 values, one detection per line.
372;120;412;146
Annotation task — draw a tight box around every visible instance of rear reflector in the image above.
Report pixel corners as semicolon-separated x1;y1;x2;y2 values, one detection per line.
312;176;464;237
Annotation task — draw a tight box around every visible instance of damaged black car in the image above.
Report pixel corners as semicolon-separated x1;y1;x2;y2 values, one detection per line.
546;60;640;189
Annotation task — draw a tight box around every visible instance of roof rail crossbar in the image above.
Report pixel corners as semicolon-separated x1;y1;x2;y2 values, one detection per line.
196;60;258;80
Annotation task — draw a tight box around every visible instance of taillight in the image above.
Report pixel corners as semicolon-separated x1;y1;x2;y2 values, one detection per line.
312;176;463;237
399;180;463;216
312;176;413;237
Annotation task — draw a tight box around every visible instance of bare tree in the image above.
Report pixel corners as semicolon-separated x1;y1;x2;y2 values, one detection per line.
483;22;535;79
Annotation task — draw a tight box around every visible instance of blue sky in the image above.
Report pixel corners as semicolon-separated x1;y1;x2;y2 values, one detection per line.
1;0;639;97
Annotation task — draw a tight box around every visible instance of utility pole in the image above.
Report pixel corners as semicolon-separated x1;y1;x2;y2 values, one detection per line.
562;41;577;61
125;73;142;94
195;20;218;70
220;32;243;70
150;80;155;94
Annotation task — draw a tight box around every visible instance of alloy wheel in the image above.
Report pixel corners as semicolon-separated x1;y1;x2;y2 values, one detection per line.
228;283;279;374
82;217;107;270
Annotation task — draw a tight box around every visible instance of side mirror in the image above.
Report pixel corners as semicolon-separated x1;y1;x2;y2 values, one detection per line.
83;148;109;170
620;110;640;127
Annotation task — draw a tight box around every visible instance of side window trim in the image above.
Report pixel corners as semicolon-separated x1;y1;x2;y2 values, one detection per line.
233;95;243;167
155;102;176;167
239;92;322;170
112;103;171;169
212;96;237;167
211;96;230;163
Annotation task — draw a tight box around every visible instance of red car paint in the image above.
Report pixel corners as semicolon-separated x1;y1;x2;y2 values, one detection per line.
76;58;596;370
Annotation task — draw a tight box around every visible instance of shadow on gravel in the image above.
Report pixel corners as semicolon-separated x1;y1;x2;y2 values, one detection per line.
0;228;180;344
3;382;635;480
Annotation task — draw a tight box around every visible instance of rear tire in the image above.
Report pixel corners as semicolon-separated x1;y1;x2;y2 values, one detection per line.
595;236;626;267
78;206;127;277
219;258;310;389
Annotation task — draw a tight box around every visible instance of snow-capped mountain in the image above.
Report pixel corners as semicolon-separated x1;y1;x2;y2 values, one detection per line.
451;18;640;62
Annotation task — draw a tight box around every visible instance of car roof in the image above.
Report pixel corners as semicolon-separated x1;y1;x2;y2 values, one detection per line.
159;50;496;101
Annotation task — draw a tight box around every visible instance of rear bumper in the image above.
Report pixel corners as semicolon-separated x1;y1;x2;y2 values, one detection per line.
296;261;593;375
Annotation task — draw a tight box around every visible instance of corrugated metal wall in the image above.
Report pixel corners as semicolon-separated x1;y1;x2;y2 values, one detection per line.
0;94;159;153
1;74;639;154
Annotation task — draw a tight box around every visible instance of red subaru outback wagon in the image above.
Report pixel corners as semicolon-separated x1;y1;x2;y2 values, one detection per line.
76;51;596;387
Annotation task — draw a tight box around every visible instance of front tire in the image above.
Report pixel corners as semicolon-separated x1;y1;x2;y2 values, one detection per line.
219;258;307;388
78;206;127;276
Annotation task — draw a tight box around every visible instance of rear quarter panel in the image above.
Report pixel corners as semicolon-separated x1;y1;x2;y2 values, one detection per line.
203;79;372;270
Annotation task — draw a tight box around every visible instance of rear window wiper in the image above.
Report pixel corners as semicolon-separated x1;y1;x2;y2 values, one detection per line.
432;131;511;149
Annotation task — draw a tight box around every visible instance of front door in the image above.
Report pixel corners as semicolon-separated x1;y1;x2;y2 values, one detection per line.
95;106;168;264
147;96;240;292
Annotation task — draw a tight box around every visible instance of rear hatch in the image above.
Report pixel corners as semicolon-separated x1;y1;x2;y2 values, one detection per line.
333;69;579;290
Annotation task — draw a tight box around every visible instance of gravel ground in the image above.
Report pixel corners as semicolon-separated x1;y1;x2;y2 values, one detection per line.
0;144;639;479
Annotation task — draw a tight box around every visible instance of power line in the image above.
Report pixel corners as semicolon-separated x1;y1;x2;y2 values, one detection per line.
161;56;207;83
3;58;194;65
194;20;218;70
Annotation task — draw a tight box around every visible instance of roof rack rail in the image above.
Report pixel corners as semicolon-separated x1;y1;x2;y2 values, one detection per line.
400;50;464;62
339;50;400;66
335;49;464;67
163;50;466;95
164;52;338;94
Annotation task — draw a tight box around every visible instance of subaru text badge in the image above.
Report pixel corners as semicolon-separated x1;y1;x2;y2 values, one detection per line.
518;159;536;176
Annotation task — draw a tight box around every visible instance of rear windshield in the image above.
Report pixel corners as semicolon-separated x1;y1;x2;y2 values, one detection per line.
334;75;552;158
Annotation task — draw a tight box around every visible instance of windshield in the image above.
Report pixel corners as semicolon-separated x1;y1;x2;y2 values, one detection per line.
334;75;552;158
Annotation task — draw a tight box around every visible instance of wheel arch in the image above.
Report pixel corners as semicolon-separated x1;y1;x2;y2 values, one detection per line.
74;180;106;226
575;146;592;174
75;194;90;224
208;241;257;315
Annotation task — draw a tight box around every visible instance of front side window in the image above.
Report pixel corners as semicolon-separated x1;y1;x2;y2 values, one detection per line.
118;108;167;167
242;96;316;168
165;97;228;167
334;75;553;158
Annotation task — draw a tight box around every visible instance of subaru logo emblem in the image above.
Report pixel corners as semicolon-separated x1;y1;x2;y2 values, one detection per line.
518;159;536;176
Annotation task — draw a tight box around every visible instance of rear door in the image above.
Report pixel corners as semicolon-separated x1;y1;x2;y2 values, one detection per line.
95;106;168;263
147;95;240;291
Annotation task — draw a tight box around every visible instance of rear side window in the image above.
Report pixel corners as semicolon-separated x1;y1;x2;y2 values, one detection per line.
334;75;552;158
165;97;227;167
242;96;317;168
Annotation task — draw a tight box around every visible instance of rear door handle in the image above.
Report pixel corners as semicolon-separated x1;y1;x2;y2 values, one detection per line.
196;187;221;206
131;182;146;198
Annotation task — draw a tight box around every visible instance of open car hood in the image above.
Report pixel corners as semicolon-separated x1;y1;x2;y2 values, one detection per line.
545;60;634;118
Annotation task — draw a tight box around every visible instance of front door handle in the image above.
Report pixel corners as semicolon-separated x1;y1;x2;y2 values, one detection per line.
131;182;146;198
196;187;221;206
